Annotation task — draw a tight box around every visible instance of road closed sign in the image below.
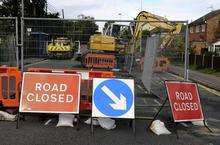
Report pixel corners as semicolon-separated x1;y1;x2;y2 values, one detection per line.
19;72;81;113
165;81;204;122
92;78;134;119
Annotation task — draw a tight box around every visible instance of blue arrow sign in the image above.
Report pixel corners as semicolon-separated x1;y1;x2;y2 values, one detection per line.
93;79;134;117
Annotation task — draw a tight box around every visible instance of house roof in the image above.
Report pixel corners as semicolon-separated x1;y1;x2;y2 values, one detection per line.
190;9;220;26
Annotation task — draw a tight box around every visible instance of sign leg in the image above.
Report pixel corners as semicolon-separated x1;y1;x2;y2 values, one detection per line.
16;112;20;129
174;122;179;139
91;117;94;135
204;120;213;133
132;119;136;135
147;97;168;130
76;114;80;131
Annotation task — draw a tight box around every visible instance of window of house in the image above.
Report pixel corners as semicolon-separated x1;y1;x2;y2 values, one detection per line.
190;27;194;33
199;25;203;32
215;45;220;55
196;25;200;33
201;25;206;32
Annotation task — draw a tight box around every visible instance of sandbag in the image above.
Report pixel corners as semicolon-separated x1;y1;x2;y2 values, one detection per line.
150;120;171;135
84;118;99;126
0;111;16;121
97;118;116;130
56;114;75;127
192;120;205;126
84;117;116;130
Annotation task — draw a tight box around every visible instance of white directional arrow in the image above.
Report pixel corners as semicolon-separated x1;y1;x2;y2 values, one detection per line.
101;85;127;110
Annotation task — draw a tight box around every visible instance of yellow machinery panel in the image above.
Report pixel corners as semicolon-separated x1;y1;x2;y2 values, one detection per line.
47;37;72;53
90;34;116;51
48;43;71;52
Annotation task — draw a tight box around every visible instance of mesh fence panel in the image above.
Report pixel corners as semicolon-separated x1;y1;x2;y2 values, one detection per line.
0;18;17;66
141;36;159;92
131;28;187;99
23;18;133;71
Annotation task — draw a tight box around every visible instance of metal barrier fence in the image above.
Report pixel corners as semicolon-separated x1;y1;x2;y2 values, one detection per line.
126;21;189;119
0;17;189;119
189;54;220;69
22;18;134;71
0;17;18;67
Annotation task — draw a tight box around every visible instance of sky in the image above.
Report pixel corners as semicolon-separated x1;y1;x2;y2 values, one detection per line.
48;0;220;22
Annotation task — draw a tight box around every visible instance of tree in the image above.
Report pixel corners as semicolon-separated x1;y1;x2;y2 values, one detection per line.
103;21;115;35
69;15;98;44
0;0;59;17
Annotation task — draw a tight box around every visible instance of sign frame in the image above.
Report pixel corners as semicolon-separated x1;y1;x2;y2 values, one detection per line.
165;80;204;122
91;78;135;134
92;78;135;119
19;72;81;114
147;80;212;136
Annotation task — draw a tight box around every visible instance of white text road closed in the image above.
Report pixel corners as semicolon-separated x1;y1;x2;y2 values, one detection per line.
92;78;134;119
19;72;81;114
165;81;204;122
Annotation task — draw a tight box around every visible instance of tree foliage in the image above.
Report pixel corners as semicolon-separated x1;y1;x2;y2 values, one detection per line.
0;0;59;17
24;15;98;44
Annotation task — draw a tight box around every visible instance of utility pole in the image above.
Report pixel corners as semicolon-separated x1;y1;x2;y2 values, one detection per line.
118;13;122;20
21;0;24;72
140;0;143;11
46;0;48;14
62;9;64;19
184;21;189;81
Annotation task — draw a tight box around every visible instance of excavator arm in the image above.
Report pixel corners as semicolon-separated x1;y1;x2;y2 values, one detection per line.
134;11;183;48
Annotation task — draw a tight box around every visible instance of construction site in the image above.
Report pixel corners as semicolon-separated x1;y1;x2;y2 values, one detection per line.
0;0;220;145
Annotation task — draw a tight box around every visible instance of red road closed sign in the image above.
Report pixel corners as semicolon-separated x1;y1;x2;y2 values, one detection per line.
165;81;204;122
19;72;81;113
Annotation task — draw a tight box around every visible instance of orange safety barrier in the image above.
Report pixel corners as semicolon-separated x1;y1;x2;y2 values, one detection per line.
28;68;52;73
0;67;21;107
83;53;116;69
89;71;115;79
28;68;77;74
80;70;115;111
154;57;170;72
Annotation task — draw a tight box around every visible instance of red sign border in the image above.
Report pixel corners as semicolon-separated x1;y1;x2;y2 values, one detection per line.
19;72;81;114
165;80;204;122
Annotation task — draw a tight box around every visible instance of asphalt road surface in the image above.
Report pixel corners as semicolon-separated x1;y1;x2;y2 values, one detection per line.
0;58;219;145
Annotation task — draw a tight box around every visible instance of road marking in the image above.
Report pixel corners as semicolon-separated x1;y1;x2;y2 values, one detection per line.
208;118;220;123
143;98;148;105
154;99;162;106
25;59;49;67
168;72;184;80
154;108;158;112
180;122;188;127
168;72;220;97
137;84;144;90
198;84;220;97
144;91;149;94
71;57;76;61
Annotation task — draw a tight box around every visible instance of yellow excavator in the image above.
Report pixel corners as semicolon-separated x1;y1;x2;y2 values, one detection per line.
82;24;129;69
133;11;183;72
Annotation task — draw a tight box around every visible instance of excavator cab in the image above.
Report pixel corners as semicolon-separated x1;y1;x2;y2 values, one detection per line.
0;67;21;108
